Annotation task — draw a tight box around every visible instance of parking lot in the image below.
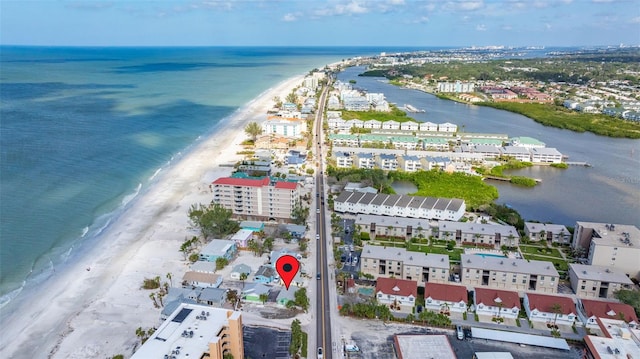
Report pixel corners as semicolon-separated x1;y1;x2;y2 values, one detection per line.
243;325;291;359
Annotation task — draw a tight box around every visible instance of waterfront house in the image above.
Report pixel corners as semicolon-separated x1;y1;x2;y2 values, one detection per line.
199;239;237;262
182;271;223;289
423;282;468;316
438;122;458;133
419;122;439;132
523;293;577;328
375;277;418;314
231;229;253;248
198;287;227;307
530;147;563;163
577;298;639;329
474;287;521;322
261;116;306;138
501;146;531;162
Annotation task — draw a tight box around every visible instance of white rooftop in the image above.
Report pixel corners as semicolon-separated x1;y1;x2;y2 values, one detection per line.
569;263;634;284
393;335;456;359
201;239;235;255
440;221;520;238
131;303;241;359
461;254;559;276
361;244;449;269
578;222;640;248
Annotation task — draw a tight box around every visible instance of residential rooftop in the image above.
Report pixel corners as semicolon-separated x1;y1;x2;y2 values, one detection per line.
393;335;456;359
569;264;634;284
362;244;449;268
578;222;640;248
461;254;558;277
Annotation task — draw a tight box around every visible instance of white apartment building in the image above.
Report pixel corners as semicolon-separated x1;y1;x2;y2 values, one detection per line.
523;293;577;327
211;176;302;221
398;155;422;172
474;287;521;320
375;277;418;314
568;263;634;300
419;122;439;132
572;222;640;279
509;136;546;149
438;221;520;248
438;81;475;93
524;222;571;244
377;154;398;170
262;117;306;138
423;282;469;315
501;146;531;161
530;147;563;163
360;244;450;285
400;121;420;131
461;254;559;293
334;192;466;221
439;122;458;132
577;298;639;329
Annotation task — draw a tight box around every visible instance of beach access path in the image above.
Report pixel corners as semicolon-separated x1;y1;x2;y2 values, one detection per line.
0;75;304;359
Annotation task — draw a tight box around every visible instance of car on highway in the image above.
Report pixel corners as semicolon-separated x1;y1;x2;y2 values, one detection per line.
316;234;320;240
316;273;321;280
317;347;323;359
316;208;320;214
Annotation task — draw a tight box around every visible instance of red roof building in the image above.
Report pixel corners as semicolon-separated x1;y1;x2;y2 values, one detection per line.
474;287;521;319
424;283;468;314
524;293;577;326
376;278;418;313
579;299;639;329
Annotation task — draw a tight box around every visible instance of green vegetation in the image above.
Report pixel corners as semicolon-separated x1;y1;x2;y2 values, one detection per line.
510;176;537;187
289;319;307;357
520;245;564;258
244;121;262;142
550;163;569;169
188;202;240;239
339;302;392;321
111;356;124;359
290;199;310;225
328;167;394;194
215;257;229;271
407;243;463;261
349;127;373;134
389;170;499;209
487;160;533;177
521;253;569;271
141;276;161;290
340;106;416;123
477;203;524;230
615;289;640;317
294;288;310;312
478;102;640;139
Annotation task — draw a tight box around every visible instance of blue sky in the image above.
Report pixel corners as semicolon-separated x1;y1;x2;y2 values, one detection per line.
1;0;638;46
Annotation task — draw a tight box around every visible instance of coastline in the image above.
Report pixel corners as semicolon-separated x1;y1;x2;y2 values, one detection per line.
0;74;305;359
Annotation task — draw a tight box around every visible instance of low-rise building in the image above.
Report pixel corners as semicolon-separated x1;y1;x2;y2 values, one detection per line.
474;287;521;321
423;282;468;315
524;222;571;244
501;146;531;162
242;283;271;302
355;214;432;240
355;153;376;169
199;239;237;262
230;264;252;280
131;304;243;359
530;147;563;163
198;287;227;307
230;229;253;248
523;293;577;328
438;221;520;248
262;116;306;138
254;265;277;284
509;136;546;149
377;153;398;170
375;277;418;314
419;121;439;132
398;155;422;172
461;254;559;293
583;319;640;359
182;271;223;289
361;244;450;286
577;298;639;329
572;222;640;279
568;263;634;299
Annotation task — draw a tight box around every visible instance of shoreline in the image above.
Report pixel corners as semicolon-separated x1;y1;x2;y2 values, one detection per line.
0;74;305;359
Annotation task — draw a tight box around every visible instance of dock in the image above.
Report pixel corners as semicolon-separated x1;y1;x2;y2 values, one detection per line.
484;175;542;183
565;161;591;167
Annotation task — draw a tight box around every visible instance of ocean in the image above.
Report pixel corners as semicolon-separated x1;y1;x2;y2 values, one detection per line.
0;46;404;307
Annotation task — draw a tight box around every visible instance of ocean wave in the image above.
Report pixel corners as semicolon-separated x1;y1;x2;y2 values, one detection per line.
149;168;162;181
81;226;89;238
0;282;24;310
121;182;142;207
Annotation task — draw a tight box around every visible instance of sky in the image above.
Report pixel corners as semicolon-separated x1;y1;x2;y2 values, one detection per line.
1;0;639;47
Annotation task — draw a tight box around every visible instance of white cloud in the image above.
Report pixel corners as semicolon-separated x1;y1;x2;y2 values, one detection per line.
545;23;552;29
443;0;484;12
476;24;487;31
502;24;513;30
313;0;369;17
412;16;430;23
388;0;405;4
631;16;640;23
283;12;299;22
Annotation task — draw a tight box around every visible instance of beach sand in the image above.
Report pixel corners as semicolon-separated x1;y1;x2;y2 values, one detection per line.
0;75;305;359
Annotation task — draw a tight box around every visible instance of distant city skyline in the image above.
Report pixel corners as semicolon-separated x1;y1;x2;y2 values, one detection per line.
1;0;638;47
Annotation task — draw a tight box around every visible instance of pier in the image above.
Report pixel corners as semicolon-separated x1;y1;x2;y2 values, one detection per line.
403;104;425;113
565;161;591;167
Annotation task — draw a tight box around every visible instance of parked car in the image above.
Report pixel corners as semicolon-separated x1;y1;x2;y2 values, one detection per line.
456;325;464;340
454;274;460;282
352;256;358;265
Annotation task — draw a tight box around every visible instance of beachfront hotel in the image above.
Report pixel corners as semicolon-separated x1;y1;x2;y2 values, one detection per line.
211;176;302;222
571;221;640;279
131;303;243;359
460;254;559;293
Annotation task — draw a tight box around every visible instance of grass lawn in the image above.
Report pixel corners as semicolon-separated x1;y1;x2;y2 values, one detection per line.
520;245;564;258
374;241;406;248
407;244;463;261
522;253;569;271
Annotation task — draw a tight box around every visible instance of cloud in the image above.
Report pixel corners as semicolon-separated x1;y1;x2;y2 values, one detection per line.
502;24;513;30
443;0;484;12
314;0;369;17
411;16;430;23
631;16;640;23
388;0;405;4
545;23;552;30
476;24;487;31
65;1;114;11
282;12;300;22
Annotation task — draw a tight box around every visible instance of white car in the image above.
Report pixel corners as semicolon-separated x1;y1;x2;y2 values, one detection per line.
317;347;323;359
316;208;320;214
316;234;320;240
353;256;358;265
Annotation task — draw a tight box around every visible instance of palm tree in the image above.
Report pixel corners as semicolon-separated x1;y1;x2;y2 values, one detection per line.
550;303;563;329
166;272;173;287
149;293;158;308
239;272;248;290
244;121;262;142
259;293;269;304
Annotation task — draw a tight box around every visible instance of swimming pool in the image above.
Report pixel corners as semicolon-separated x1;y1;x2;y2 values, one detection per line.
474;253;506;258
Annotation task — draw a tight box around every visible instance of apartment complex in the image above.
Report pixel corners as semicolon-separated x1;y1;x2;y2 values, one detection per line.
375;277;418;313
460;254;559;293
360;244;450;286
524;222;571;244
261;116;306;138
211;176;302;221
568;263;634;300
131;304;243;359
572;222;640;279
355;214;432;240
438;221;520;248
334;191;466;221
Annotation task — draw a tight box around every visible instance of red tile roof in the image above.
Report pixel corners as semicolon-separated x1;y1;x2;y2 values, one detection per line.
274;181;298;190
376;277;417;297
525;293;576;315
474;287;520;309
424;283;467;303
580;299;639;323
212;177;270;187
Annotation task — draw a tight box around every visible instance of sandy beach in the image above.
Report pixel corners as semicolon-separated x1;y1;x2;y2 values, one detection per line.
0;75;305;359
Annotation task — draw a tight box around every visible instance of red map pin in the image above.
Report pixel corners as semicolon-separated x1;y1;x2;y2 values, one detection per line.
275;255;300;290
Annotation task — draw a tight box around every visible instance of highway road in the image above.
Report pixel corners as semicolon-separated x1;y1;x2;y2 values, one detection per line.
315;81;332;359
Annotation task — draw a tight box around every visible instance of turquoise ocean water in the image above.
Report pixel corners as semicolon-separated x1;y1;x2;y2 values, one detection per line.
1;46;414;307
